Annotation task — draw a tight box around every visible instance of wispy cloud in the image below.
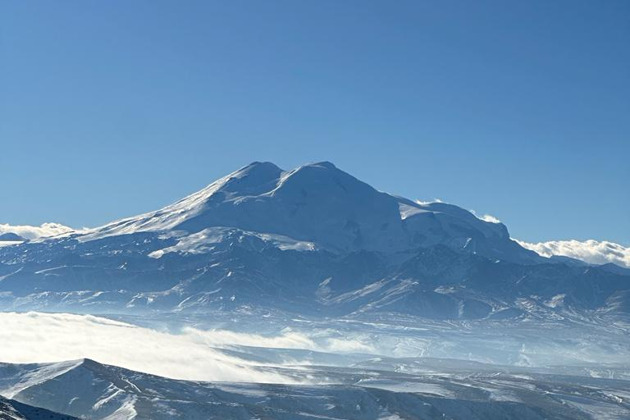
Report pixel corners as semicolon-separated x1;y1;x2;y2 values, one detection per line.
184;327;319;349
517;239;630;268
415;198;443;205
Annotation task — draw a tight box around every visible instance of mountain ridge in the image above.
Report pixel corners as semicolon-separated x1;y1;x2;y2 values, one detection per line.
2;357;627;420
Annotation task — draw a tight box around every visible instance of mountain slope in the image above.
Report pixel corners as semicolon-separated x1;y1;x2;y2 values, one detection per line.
0;395;77;420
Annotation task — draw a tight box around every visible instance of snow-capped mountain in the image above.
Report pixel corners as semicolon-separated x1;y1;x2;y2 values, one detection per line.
0;162;628;318
1;162;629;419
84;161;535;263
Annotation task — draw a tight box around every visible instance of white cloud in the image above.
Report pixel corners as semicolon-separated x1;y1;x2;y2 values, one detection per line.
184;327;319;349
480;214;501;224
184;327;376;355
415;198;443;205
517;239;630;268
469;209;501;224
0;223;74;240
0;312;295;384
0;312;379;385
325;337;374;353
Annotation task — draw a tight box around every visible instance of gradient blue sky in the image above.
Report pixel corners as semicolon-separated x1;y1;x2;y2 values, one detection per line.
1;1;629;244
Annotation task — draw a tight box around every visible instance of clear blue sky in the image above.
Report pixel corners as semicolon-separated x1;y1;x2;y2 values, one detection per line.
1;1;628;245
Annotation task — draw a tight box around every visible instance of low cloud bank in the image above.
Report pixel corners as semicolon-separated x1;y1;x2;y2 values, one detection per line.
0;312;295;383
186;327;376;355
0;312;378;383
0;223;74;240
518;239;630;268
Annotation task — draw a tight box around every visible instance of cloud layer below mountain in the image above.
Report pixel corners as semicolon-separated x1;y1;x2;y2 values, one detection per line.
0;312;299;383
0;223;74;240
518;239;630;268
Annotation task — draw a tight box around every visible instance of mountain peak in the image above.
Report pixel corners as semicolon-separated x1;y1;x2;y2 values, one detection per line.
0;232;26;242
239;161;283;173
218;161;283;196
304;161;337;169
78;357;103;368
84;161;538;262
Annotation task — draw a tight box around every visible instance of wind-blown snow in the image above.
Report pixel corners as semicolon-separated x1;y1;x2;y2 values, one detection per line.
518;239;630;268
0;223;74;241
